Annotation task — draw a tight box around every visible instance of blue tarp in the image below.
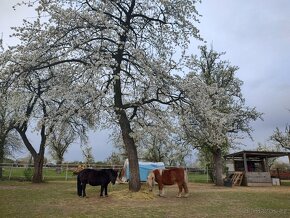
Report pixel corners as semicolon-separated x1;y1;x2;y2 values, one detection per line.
123;159;165;182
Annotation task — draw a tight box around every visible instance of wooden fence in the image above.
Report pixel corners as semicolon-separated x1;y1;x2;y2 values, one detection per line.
0;163;210;182
270;169;290;180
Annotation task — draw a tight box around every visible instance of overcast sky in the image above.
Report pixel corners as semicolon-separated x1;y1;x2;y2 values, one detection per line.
197;0;290;149
1;1;290;162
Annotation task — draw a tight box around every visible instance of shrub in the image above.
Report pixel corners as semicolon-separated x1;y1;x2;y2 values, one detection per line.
23;168;33;181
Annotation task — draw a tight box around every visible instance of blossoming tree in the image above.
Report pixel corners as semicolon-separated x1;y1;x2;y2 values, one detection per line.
179;46;262;186
2;0;201;190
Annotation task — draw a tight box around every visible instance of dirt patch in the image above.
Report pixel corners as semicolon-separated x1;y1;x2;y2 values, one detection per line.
187;182;290;194
0;183;48;190
0;186;19;190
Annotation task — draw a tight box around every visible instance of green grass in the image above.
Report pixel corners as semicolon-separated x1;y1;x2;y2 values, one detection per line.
188;172;210;183
2;167;209;183
281;180;290;186
1;166;76;181
1;180;290;218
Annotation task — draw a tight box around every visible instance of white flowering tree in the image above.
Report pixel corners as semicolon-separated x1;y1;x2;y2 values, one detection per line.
109;93;192;166
48;121;77;165
81;144;95;165
271;124;290;151
2;0;200;190
0;58;47;182
108;116;192;166
1;47;95;182
0;93;23;178
0;50;24;178
136;123;192;165
180;46;261;186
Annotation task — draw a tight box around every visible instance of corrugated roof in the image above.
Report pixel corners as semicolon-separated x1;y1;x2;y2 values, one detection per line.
224;150;290;159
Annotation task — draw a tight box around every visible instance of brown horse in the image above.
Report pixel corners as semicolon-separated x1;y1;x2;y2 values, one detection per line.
147;168;189;198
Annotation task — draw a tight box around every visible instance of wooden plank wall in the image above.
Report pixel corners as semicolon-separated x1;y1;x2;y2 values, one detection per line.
245;172;272;186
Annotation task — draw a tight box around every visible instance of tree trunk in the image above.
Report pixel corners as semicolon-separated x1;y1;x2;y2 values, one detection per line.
17;127;46;183
119;111;141;192
111;1;141;191
56;160;62;174
0;146;3;178
113;33;141;191
213;147;223;186
0;135;6;178
114;83;141;191
32;154;44;183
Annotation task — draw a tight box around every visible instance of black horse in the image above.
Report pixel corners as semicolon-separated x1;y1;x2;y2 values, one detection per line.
77;168;118;197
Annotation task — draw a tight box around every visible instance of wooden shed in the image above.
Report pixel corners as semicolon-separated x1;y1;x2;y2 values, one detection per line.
224;150;290;186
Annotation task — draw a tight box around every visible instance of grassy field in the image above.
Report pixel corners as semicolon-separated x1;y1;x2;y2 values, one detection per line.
1;167;210;183
1;166;76;181
1;180;290;218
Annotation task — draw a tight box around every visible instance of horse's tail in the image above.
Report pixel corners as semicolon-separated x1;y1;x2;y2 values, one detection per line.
77;174;82;196
183;169;189;195
184;168;189;184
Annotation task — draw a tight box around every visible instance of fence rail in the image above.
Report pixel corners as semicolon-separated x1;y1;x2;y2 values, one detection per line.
0;163;124;181
0;163;211;183
270;169;290;180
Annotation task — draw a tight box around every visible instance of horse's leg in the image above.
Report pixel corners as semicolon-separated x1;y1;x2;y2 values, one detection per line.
158;184;165;197
82;183;87;197
100;185;104;197
104;184;108;197
159;188;165;197
77;176;82;197
176;183;182;198
183;182;189;198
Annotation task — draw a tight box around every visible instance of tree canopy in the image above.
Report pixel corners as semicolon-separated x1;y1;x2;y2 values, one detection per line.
0;1;262;188
271;125;290;151
1;0;201;189
178;46;262;185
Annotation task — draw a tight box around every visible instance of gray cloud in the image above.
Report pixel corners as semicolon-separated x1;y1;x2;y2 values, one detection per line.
0;0;36;46
197;0;290;148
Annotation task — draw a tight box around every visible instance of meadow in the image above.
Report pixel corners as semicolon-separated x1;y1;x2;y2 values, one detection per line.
1;177;290;218
1;166;210;183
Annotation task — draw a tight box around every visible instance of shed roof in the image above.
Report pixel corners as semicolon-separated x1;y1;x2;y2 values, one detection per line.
224;150;290;159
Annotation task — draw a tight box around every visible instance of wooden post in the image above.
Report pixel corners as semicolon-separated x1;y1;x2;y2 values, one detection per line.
243;152;248;173
264;157;269;172
277;168;280;179
9;163;13;180
65;164;68;181
206;166;209;183
242;152;248;186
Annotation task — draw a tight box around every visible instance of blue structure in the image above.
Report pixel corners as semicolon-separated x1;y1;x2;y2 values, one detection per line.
122;159;165;182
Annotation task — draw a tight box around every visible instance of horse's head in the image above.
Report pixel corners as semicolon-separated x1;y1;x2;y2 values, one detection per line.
117;168;124;183
110;169;119;185
147;171;155;191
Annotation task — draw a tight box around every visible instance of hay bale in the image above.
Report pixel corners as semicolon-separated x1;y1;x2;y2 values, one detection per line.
111;187;155;200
